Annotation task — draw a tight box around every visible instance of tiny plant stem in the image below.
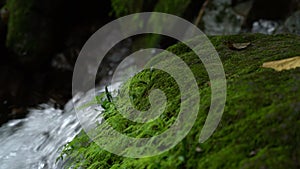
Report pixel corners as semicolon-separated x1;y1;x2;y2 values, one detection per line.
105;86;113;102
194;0;210;27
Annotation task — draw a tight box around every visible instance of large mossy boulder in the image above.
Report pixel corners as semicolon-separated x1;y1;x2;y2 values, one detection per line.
60;34;300;169
5;0;64;65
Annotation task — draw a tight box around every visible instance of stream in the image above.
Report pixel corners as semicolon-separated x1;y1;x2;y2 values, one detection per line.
0;44;148;169
0;101;80;169
0;77;127;169
0;87;115;169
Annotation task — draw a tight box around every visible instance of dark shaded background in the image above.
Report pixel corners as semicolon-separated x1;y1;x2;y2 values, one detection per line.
0;0;299;125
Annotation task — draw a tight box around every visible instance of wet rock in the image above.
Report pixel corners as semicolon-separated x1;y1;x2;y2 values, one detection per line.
243;0;298;29
0;6;8;24
203;0;244;35
0;65;27;125
0;58;73;125
251;20;279;34
284;10;300;35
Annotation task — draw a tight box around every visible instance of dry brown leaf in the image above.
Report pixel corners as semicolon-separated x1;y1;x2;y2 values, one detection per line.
262;56;300;71
228;42;251;50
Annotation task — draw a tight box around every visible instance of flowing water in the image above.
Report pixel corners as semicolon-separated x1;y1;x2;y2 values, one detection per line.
0;47;151;169
0;82;124;169
0;101;80;169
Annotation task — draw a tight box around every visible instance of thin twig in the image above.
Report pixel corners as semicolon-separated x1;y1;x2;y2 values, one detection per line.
194;0;210;27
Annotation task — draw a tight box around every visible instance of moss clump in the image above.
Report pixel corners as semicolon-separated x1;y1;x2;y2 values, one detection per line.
60;34;300;169
110;0;191;18
110;0;193;49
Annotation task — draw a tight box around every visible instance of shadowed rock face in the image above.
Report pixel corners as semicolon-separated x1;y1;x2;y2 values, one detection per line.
4;0;113;66
0;0;202;126
0;0;113;125
233;0;299;29
5;0;64;66
0;61;73;125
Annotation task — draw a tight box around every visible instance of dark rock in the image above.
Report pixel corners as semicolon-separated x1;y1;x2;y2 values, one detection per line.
242;0;299;29
0;0;113;125
5;0;65;66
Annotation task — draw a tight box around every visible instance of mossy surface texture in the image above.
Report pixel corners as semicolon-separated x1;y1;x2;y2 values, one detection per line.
60;34;300;169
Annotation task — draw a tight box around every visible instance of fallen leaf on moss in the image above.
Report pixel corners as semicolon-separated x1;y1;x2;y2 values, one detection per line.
228;42;251;50
262;56;300;71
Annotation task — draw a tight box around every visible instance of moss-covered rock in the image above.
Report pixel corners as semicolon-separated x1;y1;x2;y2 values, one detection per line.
60;33;300;169
5;0;63;65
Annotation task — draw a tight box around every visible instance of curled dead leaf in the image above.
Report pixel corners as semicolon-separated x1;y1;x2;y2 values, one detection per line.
228;42;251;50
262;56;300;71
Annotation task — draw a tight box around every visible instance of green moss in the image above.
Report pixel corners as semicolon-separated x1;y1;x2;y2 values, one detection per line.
110;0;191;17
110;0;193;49
153;0;191;15
6;0;39;62
60;34;300;168
110;0;144;17
6;0;34;51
